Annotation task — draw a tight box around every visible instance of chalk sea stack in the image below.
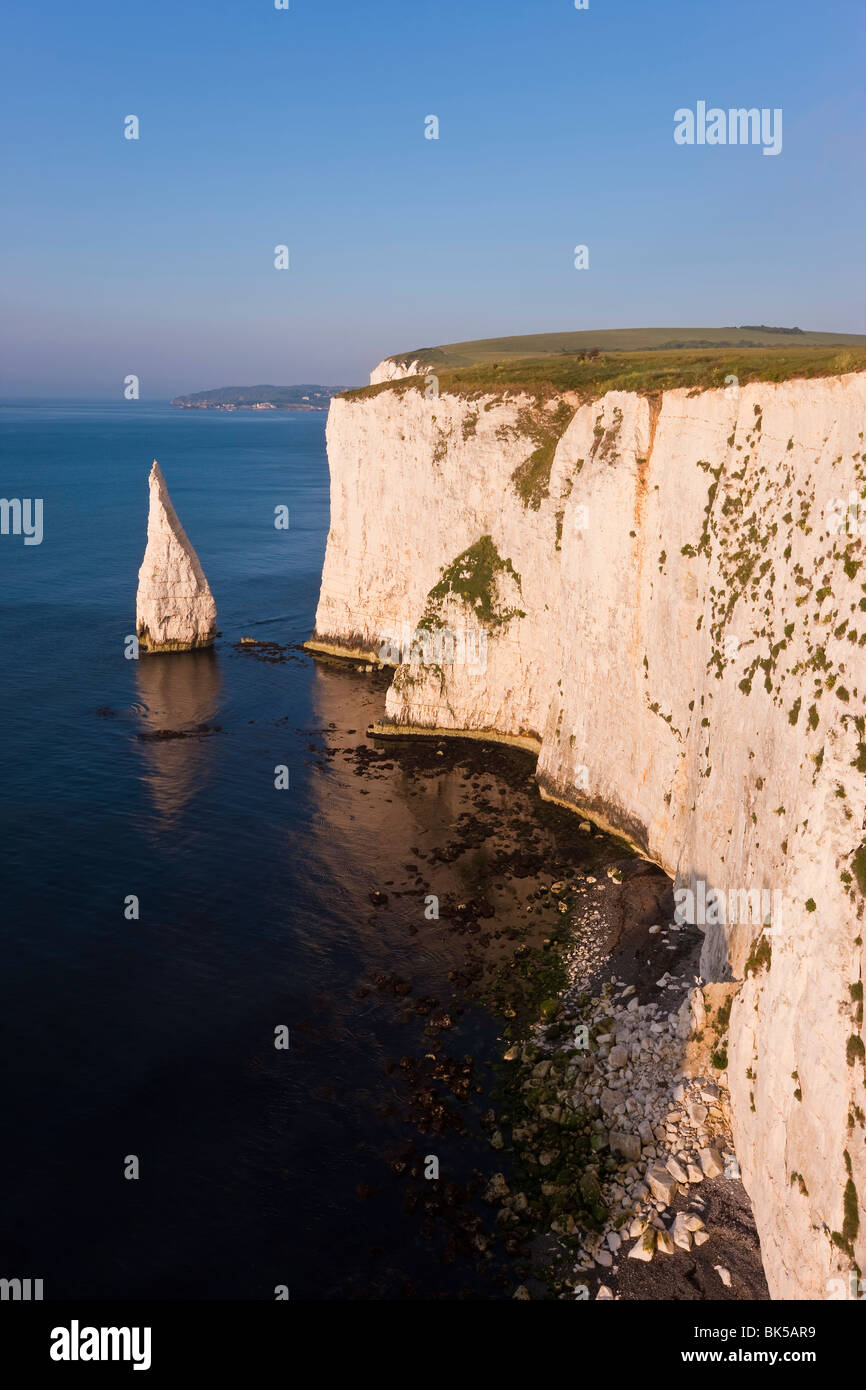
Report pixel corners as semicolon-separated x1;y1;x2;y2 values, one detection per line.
136;460;217;653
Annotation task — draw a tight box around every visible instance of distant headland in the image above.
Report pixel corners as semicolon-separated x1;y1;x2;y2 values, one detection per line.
171;384;343;411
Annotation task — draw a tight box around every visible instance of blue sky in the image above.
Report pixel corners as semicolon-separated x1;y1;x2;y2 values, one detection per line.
2;0;864;396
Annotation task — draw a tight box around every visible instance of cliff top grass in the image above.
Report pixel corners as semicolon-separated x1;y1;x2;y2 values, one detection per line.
389;325;866;369
341;343;866;406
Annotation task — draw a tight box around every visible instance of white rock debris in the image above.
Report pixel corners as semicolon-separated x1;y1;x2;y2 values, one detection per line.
518;967;733;1295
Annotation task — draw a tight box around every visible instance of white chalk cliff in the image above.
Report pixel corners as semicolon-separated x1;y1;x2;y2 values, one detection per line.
310;362;866;1298
136;460;217;653
368;356;427;386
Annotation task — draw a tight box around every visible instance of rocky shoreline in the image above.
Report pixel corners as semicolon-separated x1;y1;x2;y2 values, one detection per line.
306;652;768;1298
483;865;768;1299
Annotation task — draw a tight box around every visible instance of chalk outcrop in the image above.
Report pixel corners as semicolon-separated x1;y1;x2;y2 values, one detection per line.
136;460;217;653
369;356;426;385
310;365;866;1298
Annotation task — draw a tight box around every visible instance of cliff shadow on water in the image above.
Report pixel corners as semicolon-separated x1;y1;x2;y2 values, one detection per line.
293;654;656;1295
304;653;768;1299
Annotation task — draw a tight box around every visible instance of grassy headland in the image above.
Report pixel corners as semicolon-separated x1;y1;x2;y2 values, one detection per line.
388;325;866;369
341;327;866;406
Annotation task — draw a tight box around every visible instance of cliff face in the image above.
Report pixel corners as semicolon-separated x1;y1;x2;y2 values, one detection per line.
311;366;866;1299
368;356;426;385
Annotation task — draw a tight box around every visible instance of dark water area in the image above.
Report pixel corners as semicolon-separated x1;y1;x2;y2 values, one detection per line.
0;403;625;1299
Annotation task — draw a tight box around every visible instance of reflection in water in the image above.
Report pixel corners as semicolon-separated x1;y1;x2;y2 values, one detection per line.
307;661;450;883
296;659;640;1298
134;648;222;827
306;660;518;974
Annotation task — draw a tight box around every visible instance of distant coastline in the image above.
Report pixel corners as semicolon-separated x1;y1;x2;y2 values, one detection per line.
173;401;329;412
171;383;343;411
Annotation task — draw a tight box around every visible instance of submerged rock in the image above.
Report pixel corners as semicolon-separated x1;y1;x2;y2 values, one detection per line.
136;461;217;653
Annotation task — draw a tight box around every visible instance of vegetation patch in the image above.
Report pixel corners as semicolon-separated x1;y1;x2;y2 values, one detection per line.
852;842;866;895
833;1171;860;1256
843;1179;859;1245
341;344;866;406
418;535;526;631
510;401;576;509
744;933;772;978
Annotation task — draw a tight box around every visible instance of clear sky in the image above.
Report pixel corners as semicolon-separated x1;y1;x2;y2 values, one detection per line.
2;0;864;396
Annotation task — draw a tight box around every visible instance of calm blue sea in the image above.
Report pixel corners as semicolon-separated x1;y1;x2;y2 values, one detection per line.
0;401;614;1300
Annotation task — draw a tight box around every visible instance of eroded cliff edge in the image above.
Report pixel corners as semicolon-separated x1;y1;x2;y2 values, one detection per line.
310;366;866;1298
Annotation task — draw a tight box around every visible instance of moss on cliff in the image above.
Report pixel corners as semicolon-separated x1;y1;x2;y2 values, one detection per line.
418;535;526;631
510;401;576;509
744;933;772;978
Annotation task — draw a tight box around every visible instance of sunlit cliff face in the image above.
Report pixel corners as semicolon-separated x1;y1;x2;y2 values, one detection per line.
311;366;866;1297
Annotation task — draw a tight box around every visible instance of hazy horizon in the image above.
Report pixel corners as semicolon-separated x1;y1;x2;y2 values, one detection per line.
3;0;864;396
3;316;866;401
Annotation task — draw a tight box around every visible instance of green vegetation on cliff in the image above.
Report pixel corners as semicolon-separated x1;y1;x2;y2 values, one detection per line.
342;344;866;406
418;535;525;630
510;401;576;509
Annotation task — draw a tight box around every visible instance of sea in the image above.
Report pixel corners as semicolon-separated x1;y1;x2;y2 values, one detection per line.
0;401;620;1299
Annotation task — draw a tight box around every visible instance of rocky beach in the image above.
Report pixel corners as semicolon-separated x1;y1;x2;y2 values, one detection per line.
492;878;768;1300
308;348;866;1298
309;652;767;1299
